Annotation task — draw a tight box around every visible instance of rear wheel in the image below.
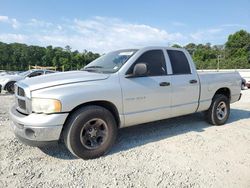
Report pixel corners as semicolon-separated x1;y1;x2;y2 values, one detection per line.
5;81;16;94
63;105;117;159
205;94;230;125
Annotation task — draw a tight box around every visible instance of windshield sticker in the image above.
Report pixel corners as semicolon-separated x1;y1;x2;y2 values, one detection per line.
119;51;134;56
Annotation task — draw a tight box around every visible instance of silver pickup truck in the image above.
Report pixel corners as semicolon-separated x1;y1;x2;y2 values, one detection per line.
9;47;242;159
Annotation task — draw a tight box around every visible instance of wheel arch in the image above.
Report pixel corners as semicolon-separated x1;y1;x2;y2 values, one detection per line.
63;100;121;129
213;87;231;101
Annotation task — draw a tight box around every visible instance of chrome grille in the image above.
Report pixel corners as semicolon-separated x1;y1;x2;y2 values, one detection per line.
15;84;30;115
17;87;25;97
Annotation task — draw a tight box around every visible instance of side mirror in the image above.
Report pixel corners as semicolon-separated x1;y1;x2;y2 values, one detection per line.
133;63;147;76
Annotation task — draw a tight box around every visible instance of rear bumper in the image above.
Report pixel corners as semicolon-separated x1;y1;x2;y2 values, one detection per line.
9;105;68;146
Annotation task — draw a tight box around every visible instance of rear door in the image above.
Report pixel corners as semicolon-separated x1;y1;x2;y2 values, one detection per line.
166;49;200;117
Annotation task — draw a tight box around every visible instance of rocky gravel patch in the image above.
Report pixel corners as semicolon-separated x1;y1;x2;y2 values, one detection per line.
0;91;250;187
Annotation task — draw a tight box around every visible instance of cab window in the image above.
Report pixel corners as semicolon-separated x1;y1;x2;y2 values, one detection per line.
167;50;191;74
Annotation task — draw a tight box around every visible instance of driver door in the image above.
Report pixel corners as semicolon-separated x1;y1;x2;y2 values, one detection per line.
119;49;172;126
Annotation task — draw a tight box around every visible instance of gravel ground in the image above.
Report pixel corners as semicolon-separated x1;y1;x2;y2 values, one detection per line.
0;90;250;188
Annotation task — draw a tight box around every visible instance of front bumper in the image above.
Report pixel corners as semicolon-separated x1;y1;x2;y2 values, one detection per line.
9;105;68;146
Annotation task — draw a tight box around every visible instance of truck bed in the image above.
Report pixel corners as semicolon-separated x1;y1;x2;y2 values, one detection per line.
196;70;241;112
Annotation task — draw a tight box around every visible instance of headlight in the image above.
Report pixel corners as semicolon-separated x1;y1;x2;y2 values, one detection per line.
32;98;62;114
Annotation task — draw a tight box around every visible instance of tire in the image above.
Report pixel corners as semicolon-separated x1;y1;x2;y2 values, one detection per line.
63;105;117;159
5;81;16;94
205;94;230;125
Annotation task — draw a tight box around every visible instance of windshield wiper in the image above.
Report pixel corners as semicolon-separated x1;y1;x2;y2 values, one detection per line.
81;66;105;73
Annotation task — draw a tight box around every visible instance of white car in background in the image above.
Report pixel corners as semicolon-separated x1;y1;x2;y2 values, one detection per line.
0;71;20;76
0;70;8;76
0;69;56;94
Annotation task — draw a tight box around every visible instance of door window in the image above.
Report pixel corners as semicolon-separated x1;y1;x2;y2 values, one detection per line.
127;50;167;76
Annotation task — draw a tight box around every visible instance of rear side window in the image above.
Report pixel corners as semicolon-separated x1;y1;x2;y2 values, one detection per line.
167;50;191;74
127;50;166;76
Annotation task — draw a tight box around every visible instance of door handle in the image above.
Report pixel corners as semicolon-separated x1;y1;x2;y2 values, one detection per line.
189;79;198;84
159;82;170;86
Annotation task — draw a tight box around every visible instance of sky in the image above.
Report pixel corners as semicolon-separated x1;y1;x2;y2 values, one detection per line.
0;0;249;53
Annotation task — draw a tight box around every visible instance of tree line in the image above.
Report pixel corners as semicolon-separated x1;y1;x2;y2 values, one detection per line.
0;44;100;71
172;30;250;69
0;30;250;71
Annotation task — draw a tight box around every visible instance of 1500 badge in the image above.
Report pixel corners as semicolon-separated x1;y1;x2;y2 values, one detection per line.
125;96;146;101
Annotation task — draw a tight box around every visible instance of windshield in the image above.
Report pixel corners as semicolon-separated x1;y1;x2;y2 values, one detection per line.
82;49;137;73
18;70;32;77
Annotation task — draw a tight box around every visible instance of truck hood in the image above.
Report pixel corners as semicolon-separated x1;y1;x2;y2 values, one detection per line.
19;71;110;91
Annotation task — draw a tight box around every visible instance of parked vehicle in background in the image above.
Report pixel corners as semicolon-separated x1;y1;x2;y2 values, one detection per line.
9;47;242;159
241;77;248;90
0;71;21;76
246;81;250;88
0;69;56;94
0;70;8;76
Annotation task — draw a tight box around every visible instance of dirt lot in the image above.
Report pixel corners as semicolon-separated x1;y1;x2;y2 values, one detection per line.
0;90;250;188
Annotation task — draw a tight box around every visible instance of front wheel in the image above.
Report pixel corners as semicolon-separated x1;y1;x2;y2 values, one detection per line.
63;105;117;159
205;94;230;125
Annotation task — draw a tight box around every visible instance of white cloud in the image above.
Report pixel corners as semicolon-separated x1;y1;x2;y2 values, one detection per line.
207;28;222;33
0;33;28;43
0;15;20;29
0;16;247;52
28;18;53;28
190;28;224;43
0;16;9;22
0;16;187;52
221;24;247;28
189;23;249;44
70;17;186;52
57;25;62;30
11;18;20;29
